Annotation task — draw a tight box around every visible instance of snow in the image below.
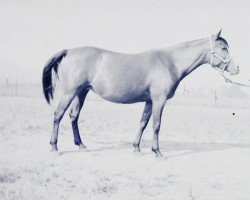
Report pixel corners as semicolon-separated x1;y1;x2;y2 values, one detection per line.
0;96;250;200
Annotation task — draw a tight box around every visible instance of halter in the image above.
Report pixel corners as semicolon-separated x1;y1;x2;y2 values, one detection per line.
209;36;232;74
208;36;250;87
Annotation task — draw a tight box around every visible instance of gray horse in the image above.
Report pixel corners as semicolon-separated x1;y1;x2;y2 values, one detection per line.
42;30;239;157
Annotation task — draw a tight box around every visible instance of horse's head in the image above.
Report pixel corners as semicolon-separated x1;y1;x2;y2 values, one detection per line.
209;29;239;75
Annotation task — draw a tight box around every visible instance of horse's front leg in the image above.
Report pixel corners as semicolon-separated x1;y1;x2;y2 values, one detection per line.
151;97;166;157
133;101;152;152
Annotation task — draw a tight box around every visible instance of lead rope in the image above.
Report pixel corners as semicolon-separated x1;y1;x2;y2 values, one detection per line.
221;74;250;88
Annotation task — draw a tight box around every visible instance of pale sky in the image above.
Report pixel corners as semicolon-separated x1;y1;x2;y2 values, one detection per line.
0;0;250;91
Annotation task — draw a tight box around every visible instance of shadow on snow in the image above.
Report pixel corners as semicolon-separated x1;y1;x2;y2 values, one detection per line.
59;140;250;158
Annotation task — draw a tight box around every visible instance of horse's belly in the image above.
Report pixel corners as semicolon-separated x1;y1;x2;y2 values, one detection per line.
99;95;148;104
90;84;150;104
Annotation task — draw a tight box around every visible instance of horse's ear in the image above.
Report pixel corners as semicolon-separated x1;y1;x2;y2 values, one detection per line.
214;29;222;39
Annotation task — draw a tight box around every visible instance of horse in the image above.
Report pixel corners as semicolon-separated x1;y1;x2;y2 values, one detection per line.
42;30;239;157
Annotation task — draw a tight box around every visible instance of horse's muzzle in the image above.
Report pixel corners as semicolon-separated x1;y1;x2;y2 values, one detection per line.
230;66;240;75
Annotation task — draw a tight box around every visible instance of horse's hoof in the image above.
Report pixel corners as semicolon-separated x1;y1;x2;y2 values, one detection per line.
79;145;88;152
155;152;163;158
50;143;58;152
133;149;142;156
50;147;58;152
152;148;163;158
133;147;141;152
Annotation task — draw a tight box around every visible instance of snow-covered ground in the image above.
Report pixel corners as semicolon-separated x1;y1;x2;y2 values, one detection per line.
0;95;250;200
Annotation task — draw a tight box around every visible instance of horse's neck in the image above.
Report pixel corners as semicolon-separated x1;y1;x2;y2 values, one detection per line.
163;38;210;80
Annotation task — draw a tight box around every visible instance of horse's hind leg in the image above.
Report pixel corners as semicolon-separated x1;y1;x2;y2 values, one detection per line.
133;101;152;152
50;92;76;151
69;90;89;150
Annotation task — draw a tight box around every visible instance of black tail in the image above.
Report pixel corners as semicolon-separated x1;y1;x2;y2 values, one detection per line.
42;50;67;104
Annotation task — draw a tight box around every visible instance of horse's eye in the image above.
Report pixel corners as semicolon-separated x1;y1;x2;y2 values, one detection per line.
222;47;227;51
